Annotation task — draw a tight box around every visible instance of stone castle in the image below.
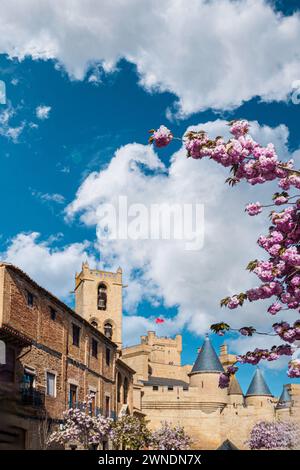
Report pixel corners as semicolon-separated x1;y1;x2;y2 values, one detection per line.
0;261;300;449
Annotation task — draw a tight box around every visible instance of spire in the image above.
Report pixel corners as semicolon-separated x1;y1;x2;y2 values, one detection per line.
190;335;224;374
276;385;292;409
228;375;243;395
82;260;89;270
246;368;272;397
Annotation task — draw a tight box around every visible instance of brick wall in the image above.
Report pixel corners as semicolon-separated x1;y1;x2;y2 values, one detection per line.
0;263;131;448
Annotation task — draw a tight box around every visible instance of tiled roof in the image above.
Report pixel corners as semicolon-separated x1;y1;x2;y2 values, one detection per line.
141;376;189;388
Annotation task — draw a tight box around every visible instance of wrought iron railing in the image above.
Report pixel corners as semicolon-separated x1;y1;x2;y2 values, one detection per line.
21;387;45;407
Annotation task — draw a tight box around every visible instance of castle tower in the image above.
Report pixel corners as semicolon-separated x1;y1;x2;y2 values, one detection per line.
228;375;244;405
276;385;292;410
189;335;228;406
245;367;273;406
74;261;123;348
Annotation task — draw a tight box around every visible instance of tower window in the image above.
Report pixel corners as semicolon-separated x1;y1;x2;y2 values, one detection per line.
97;283;107;310
104;322;113;340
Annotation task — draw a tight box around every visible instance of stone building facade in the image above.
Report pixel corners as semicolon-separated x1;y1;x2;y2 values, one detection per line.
1;261;300;450
0;263;134;450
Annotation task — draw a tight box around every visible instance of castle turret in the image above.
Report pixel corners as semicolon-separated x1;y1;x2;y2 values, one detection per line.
228;375;244;405
245;367;273;406
276;385;292;409
189;335;227;406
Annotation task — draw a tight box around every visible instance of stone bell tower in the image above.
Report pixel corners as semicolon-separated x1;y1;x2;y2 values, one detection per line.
74;261;123;349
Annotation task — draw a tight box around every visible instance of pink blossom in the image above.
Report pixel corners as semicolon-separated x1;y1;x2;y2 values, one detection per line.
151;125;173;148
245;202;262;216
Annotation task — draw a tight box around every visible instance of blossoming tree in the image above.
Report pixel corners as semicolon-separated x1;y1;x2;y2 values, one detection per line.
47;397;112;450
150;421;192;450
110;415;151;450
248;421;300;449
149;121;300;386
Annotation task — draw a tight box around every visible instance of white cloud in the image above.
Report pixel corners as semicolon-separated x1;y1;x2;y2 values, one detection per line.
0;105;24;142
1;232;96;299
31;189;65;204
36;105;51;120
0;0;300;114
66;119;300;347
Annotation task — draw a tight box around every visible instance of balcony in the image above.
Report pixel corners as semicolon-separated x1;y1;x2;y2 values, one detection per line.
20;388;45;407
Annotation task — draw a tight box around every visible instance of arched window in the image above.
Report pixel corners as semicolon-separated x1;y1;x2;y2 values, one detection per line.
117;373;122;403
91;320;98;329
98;283;107;310
123;377;128;405
104;322;113;340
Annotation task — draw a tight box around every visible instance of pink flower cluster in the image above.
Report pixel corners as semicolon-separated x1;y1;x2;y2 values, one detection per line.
150;421;192;450
248;421;300;449
245;202;262;216
149;125;173;148
288;359;300;378
237;344;293;365
273;321;300;343
180;120;297;190
48;396;112;449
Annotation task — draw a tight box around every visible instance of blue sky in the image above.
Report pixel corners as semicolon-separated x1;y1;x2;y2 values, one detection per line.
1;0;300;395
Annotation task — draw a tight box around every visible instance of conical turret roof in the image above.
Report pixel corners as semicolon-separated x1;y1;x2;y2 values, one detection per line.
190;335;224;374
246;368;272;397
276;385;291;409
228;375;243;395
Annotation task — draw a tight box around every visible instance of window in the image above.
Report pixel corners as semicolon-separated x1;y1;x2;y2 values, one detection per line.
91;320;98;329
168;386;174;391
72;324;80;347
104;322;113;340
89;390;96;415
105;347;110;366
91;339;98;358
105;396;110;418
46;372;56;397
50;307;56;321
152;386;158;391
69;384;77;408
27;291;34;307
0;347;15;383
123;377;128;405
97;283;107;310
22;369;35;390
117;373;122;403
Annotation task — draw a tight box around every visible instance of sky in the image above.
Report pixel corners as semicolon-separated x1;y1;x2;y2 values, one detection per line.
1;0;300;395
